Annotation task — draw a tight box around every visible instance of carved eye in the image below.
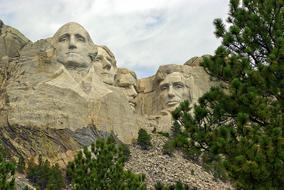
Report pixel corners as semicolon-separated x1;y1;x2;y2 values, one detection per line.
107;57;112;63
77;36;85;42
160;84;169;91
75;34;86;42
174;83;185;89
58;36;68;42
103;61;112;70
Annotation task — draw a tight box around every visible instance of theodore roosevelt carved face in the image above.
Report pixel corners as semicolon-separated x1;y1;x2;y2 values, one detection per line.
52;22;96;68
93;46;117;85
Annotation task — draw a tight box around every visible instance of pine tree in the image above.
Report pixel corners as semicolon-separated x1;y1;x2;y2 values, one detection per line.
0;143;15;190
137;129;152;150
26;155;64;190
171;0;284;189
67;136;146;190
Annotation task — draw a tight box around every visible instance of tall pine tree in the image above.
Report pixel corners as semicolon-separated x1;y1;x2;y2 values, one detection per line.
171;0;284;189
67;136;146;190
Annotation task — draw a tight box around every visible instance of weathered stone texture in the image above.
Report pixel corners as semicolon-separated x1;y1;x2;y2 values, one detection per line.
0;22;220;184
0;20;30;59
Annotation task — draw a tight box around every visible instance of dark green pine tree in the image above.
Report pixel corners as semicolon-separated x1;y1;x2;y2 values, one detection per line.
171;0;284;189
26;155;65;190
0;143;15;190
137;128;152;150
67;136;146;190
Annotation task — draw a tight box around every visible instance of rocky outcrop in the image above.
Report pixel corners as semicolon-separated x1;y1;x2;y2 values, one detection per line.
0;20;31;59
0;22;219;170
125;133;232;189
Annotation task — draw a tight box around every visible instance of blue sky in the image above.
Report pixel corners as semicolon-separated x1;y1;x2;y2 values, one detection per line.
0;0;229;78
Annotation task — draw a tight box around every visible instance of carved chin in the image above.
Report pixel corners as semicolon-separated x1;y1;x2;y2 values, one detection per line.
58;56;89;68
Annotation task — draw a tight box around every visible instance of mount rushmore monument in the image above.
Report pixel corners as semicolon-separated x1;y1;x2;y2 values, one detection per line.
0;21;218;164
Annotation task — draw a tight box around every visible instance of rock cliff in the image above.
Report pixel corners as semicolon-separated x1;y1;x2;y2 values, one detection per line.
0;21;224;188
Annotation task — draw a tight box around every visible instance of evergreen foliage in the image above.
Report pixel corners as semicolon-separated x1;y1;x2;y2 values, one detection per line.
121;142;131;162
66;136;147;190
137;128;152;150
162;140;175;156
170;0;284;189
0;143;15;190
154;181;197;190
26;155;65;190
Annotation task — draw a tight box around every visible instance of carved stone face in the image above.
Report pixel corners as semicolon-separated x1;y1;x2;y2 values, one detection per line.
116;71;137;110
93;46;117;85
53;22;94;68
158;72;190;111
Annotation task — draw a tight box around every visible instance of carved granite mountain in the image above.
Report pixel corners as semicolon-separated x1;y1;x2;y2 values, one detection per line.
0;21;232;189
0;22;219;166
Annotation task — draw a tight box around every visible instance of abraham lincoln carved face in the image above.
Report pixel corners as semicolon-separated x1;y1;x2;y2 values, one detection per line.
158;72;192;111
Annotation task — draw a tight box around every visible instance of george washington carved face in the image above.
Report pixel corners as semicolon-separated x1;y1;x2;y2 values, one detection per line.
52;22;96;69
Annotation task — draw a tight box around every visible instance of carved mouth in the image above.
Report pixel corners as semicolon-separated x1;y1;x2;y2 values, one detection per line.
66;52;79;55
166;100;180;106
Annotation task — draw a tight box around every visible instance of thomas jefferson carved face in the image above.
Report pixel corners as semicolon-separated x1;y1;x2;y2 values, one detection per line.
93;46;117;85
53;22;95;68
159;72;191;111
115;69;137;110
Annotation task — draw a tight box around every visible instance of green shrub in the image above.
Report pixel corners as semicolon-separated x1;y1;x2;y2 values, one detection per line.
121;142;131;162
0;143;15;190
162;140;175;156
137;129;152;150
26;155;65;190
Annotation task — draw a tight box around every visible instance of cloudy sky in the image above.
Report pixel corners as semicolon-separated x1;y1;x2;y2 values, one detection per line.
0;0;229;78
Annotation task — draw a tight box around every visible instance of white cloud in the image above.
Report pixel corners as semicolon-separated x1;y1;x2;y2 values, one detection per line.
0;0;229;78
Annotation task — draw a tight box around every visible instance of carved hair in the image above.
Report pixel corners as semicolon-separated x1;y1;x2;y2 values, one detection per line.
116;68;137;80
53;22;94;45
154;64;191;85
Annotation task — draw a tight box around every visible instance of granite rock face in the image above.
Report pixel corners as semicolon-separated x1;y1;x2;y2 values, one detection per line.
0;22;219;166
0;20;30;59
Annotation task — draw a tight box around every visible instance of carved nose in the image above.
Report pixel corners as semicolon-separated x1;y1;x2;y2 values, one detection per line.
129;85;137;97
69;37;77;49
168;86;175;97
